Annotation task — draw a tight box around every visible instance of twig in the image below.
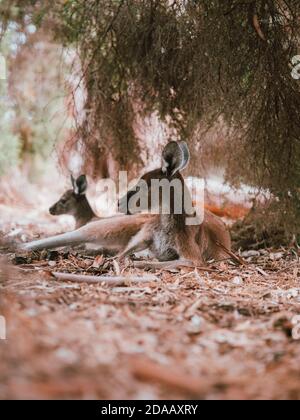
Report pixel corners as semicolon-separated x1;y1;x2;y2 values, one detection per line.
134;260;217;272
215;241;247;266
51;272;158;286
256;267;269;277
248;2;267;42
253;13;267;41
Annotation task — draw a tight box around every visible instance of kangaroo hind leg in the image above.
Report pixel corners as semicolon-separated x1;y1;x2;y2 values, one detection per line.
118;227;152;259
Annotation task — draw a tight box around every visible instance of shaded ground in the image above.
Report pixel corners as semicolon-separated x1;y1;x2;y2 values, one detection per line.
1;194;300;400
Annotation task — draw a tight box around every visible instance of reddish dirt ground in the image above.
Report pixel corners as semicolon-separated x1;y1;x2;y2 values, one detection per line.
1;190;300;400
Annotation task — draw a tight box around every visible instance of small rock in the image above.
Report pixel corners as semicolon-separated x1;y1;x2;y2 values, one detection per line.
232;276;243;285
187;315;204;335
241;250;260;258
55;348;78;364
21;234;27;243
48;261;57;267
260;250;269;256
270;252;283;261
285;289;298;299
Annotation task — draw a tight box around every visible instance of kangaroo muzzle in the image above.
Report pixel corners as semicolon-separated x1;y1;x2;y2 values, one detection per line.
49;205;57;215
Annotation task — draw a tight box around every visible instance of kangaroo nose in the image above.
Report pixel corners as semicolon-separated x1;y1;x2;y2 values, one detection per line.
49;206;56;215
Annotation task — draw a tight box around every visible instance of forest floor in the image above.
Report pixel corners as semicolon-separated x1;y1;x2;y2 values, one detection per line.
1;185;300;400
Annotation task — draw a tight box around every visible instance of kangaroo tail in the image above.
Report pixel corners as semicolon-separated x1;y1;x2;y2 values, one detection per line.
21;230;84;252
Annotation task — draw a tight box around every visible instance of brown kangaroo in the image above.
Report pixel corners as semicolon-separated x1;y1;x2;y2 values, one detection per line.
49;175;98;229
118;141;231;265
22;142;231;265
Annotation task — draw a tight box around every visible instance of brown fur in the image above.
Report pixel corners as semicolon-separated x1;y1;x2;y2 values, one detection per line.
49;175;98;229
82;214;156;249
24;144;231;262
49;190;97;229
22;214;156;252
119;144;231;265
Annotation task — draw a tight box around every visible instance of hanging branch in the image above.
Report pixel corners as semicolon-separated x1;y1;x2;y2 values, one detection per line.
249;1;267;41
253;13;267;41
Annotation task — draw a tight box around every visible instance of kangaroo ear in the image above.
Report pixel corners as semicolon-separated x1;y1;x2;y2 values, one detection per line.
178;141;190;171
71;174;87;195
75;175;88;195
71;174;77;192
162;141;190;176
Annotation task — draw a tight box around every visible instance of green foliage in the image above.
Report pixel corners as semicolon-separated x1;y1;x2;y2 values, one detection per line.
0;26;20;176
0;5;72;176
0;100;20;176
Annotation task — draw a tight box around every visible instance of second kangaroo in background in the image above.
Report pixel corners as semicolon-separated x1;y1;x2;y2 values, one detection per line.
49;175;98;229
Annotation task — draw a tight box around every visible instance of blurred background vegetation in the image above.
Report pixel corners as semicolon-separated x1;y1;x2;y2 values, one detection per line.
1;0;300;247
0;4;72;179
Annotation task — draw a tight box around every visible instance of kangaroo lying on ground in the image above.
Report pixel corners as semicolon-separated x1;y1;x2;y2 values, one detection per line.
49;175;98;229
49;174;118;255
22;142;231;265
118;141;231;264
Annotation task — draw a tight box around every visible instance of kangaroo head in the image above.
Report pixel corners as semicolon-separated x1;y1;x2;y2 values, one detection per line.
119;141;191;215
49;175;88;216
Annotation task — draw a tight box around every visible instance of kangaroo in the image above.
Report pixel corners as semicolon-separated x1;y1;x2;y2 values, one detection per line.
118;141;231;265
22;172;156;254
49;175;98;229
22;143;231;265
